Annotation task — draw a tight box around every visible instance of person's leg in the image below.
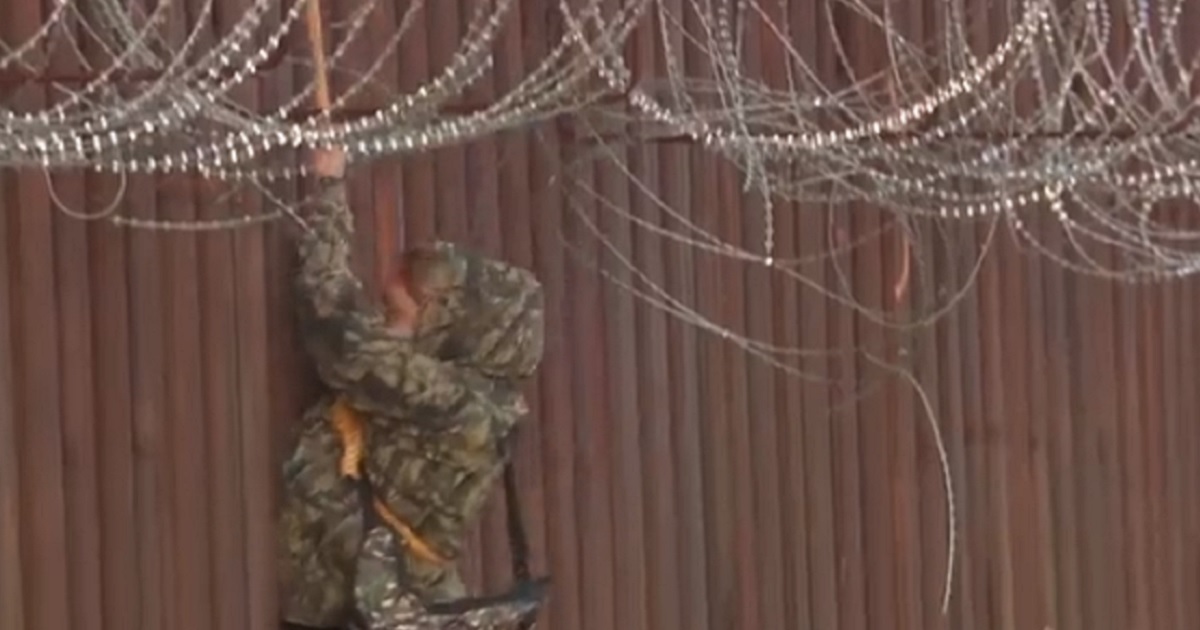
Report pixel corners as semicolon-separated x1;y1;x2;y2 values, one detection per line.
353;526;424;629
279;402;361;627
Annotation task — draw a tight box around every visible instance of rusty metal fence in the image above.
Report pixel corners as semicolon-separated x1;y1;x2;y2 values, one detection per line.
3;1;1200;630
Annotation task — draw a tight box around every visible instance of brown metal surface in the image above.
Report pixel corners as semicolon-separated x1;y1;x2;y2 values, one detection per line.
3;1;1200;630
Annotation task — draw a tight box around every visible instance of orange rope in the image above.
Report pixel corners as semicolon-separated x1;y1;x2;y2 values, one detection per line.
304;0;333;115
304;0;344;179
330;398;365;479
371;497;448;565
893;226;912;307
329;397;449;566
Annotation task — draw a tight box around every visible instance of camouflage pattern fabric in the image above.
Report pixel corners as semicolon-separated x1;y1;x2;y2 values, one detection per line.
353;526;545;630
278;175;546;628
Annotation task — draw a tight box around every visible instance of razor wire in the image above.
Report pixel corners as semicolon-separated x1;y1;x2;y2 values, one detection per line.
0;0;646;179
576;0;1200;281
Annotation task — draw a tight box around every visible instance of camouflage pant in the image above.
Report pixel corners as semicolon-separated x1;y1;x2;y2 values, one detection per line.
353;527;543;630
278;402;465;628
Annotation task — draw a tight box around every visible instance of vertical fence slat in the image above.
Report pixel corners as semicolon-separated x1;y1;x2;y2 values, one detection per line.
1159;224;1185;630
629;27;681;630
827;203;868;630
6;0;71;625
1171;263;1199;630
978;224;1015;630
1117;282;1151;630
160;9;210;630
43;5;104;623
659;140;708;630
524;6;581;630
1040;211;1083;630
714;159;763;630
913;224;948;630
528;134;581;630
760;2;812;627
693;152;736;630
821;5;868;627
14;171;71;630
1185;271;1195;630
52;172;105;630
199;189;251;630
233;222;274;630
560;101;617;630
937;220;974;630
793;4;840;622
1020;214;1059;630
598;103;648;630
88;212;139;630
1137;282;1166;630
888;242;923;630
393;0;434;246
739;8;787;630
961;222;993;630
6;3;1200;630
368;0;401;286
0;170;26;630
1077;272;1124;630
770;181;810;630
125;171;169;630
163;188;214;630
798;202;840;630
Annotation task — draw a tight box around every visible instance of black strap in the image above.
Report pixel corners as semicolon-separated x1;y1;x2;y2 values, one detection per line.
503;432;532;582
347;474;386;630
502;458;540;630
356;474;381;531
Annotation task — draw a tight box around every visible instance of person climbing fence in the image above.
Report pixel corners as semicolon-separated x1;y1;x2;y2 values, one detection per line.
278;146;548;629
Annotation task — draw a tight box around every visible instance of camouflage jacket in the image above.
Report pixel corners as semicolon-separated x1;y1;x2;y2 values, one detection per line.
278;175;545;628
